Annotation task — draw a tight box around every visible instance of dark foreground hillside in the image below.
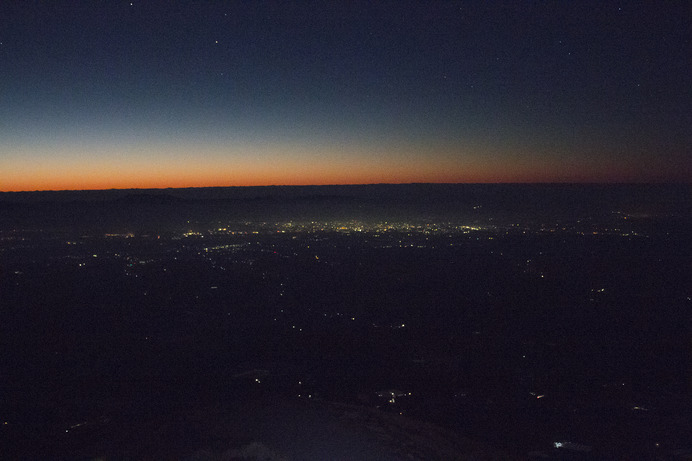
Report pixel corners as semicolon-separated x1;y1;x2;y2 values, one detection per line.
4;377;508;460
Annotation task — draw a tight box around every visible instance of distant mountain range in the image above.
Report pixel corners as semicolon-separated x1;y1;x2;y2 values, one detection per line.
1;184;690;231
1;182;690;204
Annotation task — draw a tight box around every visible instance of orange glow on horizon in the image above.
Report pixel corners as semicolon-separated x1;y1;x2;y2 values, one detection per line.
2;167;665;192
3;142;686;192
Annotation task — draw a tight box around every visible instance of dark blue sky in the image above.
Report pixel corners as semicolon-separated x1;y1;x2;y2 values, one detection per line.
1;1;690;190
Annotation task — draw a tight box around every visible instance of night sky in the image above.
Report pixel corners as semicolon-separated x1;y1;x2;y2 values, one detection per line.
1;1;690;191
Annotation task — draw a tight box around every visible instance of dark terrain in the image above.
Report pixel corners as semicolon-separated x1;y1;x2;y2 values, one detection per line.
1;184;691;459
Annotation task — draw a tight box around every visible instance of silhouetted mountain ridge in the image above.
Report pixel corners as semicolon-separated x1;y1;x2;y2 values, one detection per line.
1;184;690;232
115;193;188;205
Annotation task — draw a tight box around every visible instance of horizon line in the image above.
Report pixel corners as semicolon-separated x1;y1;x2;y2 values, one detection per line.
3;180;691;194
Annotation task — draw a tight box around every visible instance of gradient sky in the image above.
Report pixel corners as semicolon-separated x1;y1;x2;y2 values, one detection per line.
1;1;690;191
